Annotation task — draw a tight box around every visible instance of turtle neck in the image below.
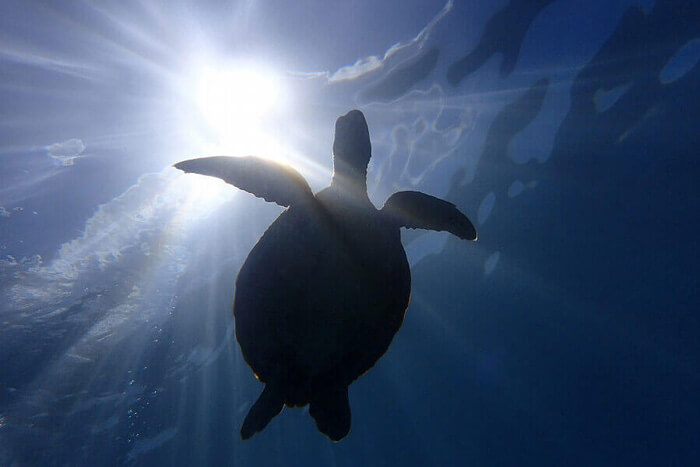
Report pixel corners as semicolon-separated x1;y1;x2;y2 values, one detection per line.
330;159;368;198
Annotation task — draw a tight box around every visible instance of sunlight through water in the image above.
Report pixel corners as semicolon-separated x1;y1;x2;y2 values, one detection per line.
1;0;697;464
189;63;287;161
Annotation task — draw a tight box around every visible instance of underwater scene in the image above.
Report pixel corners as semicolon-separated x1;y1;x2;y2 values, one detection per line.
0;0;698;465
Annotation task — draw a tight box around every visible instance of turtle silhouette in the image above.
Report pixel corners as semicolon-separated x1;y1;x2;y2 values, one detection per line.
175;110;476;441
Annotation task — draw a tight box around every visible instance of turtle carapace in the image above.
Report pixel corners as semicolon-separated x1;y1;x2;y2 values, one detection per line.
174;109;476;441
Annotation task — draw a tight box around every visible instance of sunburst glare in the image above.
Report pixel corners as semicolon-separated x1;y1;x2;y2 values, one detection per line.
189;63;288;161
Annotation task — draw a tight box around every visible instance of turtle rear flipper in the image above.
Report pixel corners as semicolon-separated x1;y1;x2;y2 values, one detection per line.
309;385;351;441
241;383;284;439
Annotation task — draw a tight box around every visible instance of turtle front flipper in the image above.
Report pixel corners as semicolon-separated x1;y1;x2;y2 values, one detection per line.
382;190;477;240
175;156;314;207
241;383;285;440
309;385;351;441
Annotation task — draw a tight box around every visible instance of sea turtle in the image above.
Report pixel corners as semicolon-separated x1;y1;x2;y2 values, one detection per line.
175;110;476;441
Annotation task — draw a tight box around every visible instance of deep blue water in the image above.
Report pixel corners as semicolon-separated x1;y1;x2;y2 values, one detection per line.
1;0;698;465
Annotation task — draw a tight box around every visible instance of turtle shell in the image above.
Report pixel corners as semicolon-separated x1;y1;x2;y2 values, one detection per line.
233;186;411;407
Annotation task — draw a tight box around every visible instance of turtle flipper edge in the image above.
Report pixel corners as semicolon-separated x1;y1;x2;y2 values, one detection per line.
309;385;351;441
382;190;477;241
175;156;314;207
241;383;285;440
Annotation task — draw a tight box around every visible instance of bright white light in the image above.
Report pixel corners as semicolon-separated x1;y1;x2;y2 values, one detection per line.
195;66;279;147
179;171;230;203
171;62;301;205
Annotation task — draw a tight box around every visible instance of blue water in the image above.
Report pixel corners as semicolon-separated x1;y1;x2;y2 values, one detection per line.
1;0;698;465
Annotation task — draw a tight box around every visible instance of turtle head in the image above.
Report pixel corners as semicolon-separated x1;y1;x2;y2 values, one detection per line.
332;110;371;185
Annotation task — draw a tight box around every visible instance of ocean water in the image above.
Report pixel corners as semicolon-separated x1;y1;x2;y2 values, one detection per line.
0;0;698;465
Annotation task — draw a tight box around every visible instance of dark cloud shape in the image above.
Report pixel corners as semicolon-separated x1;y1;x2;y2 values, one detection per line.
413;1;699;464
480;77;549;163
359;47;440;102
448;76;550;205
447;0;555;84
552;0;700;176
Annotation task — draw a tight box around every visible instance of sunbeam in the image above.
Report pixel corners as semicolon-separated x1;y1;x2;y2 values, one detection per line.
1;0;697;464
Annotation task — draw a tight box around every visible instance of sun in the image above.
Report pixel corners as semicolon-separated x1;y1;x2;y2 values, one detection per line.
195;66;278;133
173;59;327;201
186;62;285;160
169;61;298;205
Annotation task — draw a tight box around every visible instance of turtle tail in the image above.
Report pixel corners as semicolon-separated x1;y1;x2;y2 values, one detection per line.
309;384;351;441
241;383;284;440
